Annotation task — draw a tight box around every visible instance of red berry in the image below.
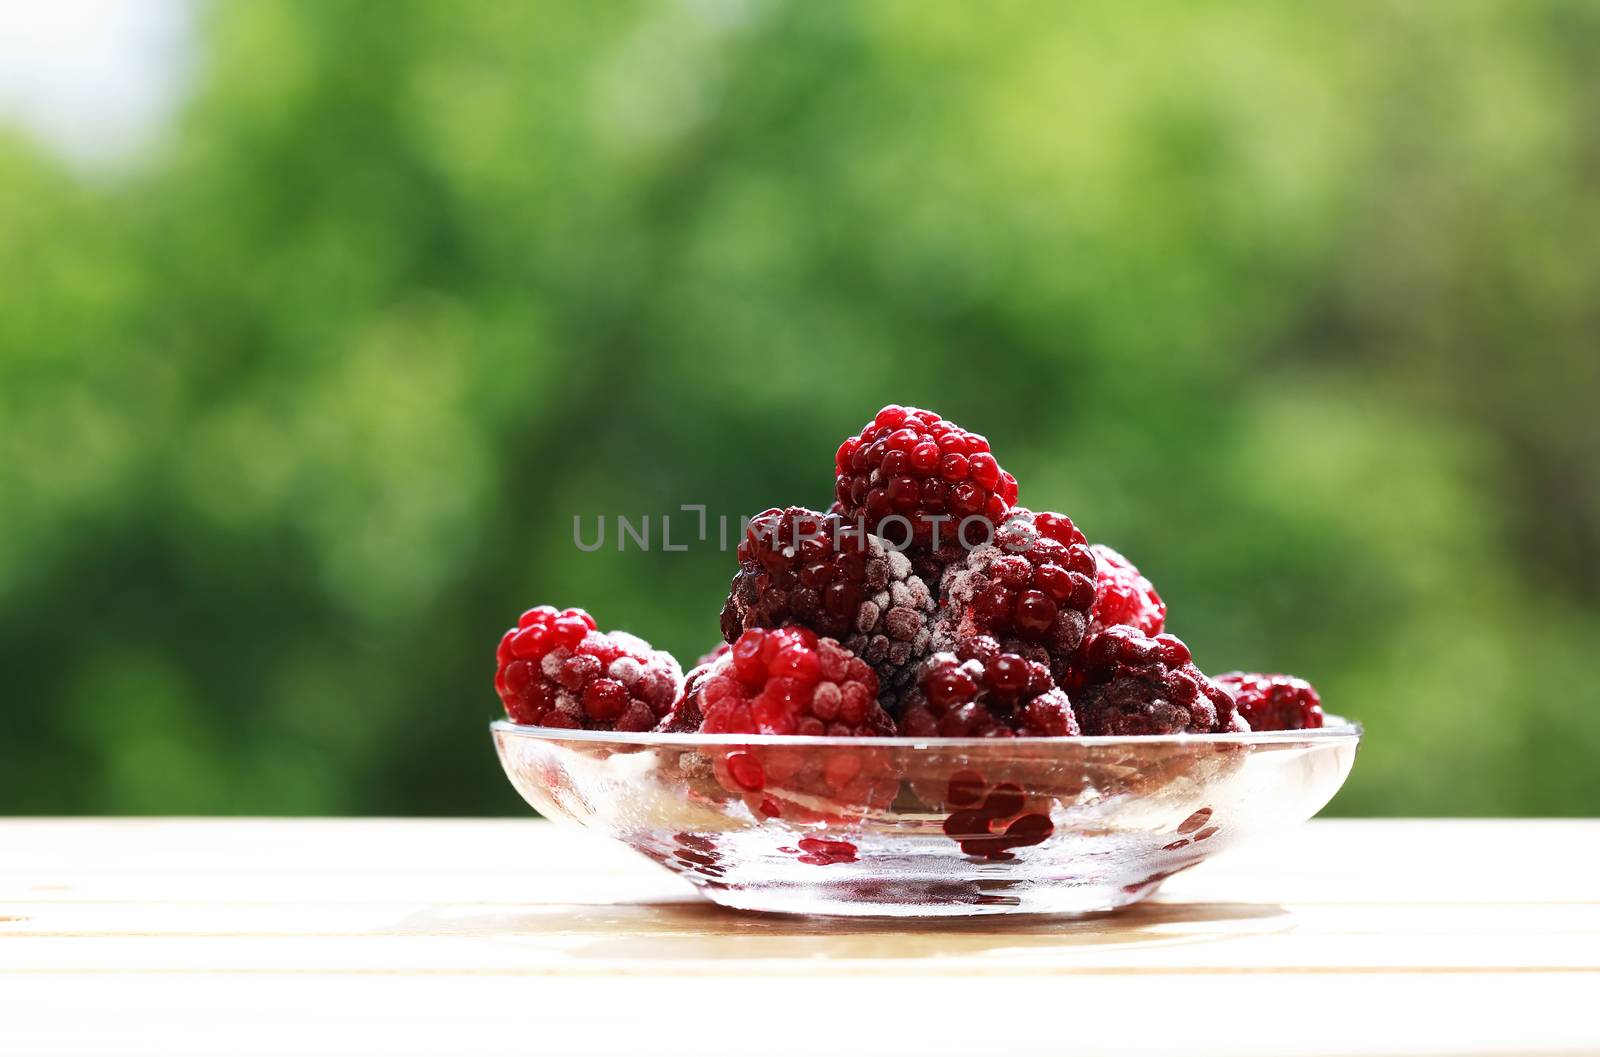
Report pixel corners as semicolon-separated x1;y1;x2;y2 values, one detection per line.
1089;544;1167;637
898;636;1080;738
834;406;1018;552
494;606;682;732
934;509;1098;672
1070;626;1244;735
691;627;900;820
720;507;933;701
698;626;893;737
1214;672;1324;731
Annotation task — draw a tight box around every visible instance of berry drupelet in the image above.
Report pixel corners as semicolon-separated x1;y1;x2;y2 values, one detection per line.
899;635;1079;738
1071;626;1246;736
1214;672;1325;731
495;606;683;732
834;405;1019;550
935;509;1098;668
720;507;933;700
1089;544;1166;637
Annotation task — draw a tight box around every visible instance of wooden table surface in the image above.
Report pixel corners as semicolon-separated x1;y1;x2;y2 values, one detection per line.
1;819;1595;1057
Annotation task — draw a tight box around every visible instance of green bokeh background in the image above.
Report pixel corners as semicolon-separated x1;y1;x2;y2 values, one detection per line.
3;1;1597;816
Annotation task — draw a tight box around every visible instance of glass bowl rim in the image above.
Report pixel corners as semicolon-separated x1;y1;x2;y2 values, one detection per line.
490;715;1362;749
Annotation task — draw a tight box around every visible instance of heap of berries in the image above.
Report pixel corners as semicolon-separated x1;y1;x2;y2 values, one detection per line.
494;404;1326;751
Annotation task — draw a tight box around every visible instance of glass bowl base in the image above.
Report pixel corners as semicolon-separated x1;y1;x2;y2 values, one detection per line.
699;877;1158;918
638;828;1190;917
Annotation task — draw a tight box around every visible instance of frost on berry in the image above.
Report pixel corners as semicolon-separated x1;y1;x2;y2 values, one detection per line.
720;507;933;700
934;509;1098;672
1072;626;1245;736
494;606;683;732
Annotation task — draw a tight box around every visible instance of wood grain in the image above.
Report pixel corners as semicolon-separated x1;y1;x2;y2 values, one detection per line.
0;819;1594;1056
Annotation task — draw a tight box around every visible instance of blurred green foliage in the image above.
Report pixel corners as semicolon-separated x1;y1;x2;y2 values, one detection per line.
2;0;1597;816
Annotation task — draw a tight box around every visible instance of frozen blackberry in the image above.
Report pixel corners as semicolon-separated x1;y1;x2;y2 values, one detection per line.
720;508;860;640
495;606;683;732
834;405;1019;549
720;507;933;698
699;626;893;737
1214;672;1324;731
1090;544;1166;637
935;509;1098;668
899;635;1079;738
907;538;968;593
1072;626;1245;736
